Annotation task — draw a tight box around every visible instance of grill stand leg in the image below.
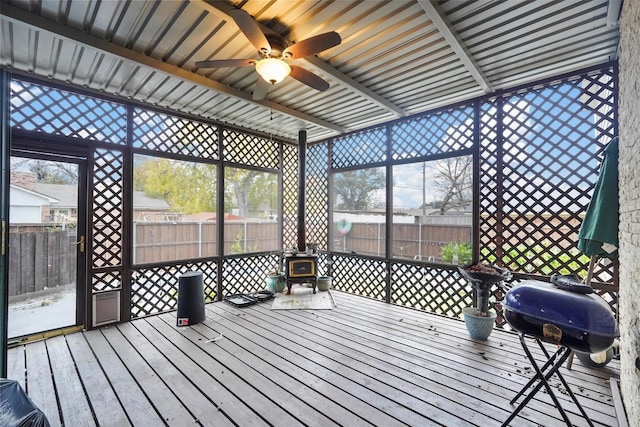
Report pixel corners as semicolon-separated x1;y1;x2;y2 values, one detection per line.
535;341;595;426
501;334;594;427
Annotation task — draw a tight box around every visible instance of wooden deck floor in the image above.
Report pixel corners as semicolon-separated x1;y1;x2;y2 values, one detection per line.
6;291;620;427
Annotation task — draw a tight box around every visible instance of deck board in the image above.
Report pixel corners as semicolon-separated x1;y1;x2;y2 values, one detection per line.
100;324;200;426
243;302;536;425
130;318;273;427
81;328;164;427
46;335;96;427
337;294;618;424
245;300;558;426
64;332;131;427
322;293;617;425
144;315;342;427
210;304;419;425
25;339;63;427
176;315;385;427
5;291;620;427
213;300;506;426
199;304;406;426
6;345;25;389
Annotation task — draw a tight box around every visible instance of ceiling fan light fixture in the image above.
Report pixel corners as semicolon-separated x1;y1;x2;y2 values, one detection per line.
255;58;291;85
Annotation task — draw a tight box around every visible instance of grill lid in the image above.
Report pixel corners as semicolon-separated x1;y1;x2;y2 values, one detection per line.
505;280;617;335
504;280;619;353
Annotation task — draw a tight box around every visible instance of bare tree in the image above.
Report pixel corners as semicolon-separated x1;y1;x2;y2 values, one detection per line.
12;158;78;184
432;155;473;214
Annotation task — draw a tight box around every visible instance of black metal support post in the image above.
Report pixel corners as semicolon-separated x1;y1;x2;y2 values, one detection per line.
472;100;481;263
0;69;10;377
297;130;306;252
216;126;225;301
384;125;393;304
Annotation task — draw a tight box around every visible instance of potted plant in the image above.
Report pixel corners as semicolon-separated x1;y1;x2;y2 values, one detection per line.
317;257;333;291
317;275;332;291
265;254;286;293
265;268;286;293
459;263;511;340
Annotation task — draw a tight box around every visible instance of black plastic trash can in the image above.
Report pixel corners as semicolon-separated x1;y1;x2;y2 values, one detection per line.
176;271;206;327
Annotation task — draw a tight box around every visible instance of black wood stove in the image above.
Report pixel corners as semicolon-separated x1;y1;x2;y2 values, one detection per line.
284;254;317;294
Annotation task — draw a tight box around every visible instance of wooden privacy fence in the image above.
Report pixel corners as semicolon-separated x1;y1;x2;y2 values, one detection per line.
133;221;218;264
133;221;472;264
8;228;76;297
133;221;280;264
333;223;472;261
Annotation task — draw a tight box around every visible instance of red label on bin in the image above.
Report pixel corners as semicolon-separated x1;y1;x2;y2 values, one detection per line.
177;318;189;326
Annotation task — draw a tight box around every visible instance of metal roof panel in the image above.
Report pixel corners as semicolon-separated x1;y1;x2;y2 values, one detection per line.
0;0;619;142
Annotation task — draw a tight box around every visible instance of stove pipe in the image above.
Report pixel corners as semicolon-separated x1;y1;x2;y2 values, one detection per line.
297;130;306;252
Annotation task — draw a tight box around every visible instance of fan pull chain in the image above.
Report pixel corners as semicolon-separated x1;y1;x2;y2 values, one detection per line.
269;93;274;142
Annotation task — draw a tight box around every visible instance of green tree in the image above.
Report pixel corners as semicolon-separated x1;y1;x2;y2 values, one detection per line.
441;242;472;265
248;172;278;216
225;168;277;218
134;157;217;214
333;168;385;211
134;158;277;220
225;168;257;218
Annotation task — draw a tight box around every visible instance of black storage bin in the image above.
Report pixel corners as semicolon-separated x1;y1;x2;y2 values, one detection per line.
176;271;206;326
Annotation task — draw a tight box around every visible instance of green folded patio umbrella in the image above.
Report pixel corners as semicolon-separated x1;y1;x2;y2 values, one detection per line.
577;137;619;258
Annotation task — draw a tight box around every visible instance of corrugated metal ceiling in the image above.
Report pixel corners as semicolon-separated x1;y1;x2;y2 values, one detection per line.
0;0;621;143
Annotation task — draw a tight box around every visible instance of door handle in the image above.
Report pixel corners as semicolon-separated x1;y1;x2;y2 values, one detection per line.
74;235;85;253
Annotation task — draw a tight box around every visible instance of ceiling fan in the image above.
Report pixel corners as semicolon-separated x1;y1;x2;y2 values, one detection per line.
196;9;341;100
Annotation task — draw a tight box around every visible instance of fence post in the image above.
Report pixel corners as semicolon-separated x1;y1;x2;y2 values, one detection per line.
132;223;137;265
243;221;248;252
198;221;202;258
418;223;422;260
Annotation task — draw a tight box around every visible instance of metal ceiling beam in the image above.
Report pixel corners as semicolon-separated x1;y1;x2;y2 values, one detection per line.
606;0;623;27
0;3;346;134
417;0;493;94
303;56;408;118
200;0;408;119
607;0;623;60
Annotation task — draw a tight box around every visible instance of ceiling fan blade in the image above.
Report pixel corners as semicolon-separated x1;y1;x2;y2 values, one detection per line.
253;76;272;100
229;9;271;54
283;32;341;59
289;65;330;91
195;59;255;68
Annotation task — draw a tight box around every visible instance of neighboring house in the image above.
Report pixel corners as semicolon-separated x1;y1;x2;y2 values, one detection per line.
36;184;172;222
35;182;78;223
132;191;172;221
10;171;172;223
8;184;57;224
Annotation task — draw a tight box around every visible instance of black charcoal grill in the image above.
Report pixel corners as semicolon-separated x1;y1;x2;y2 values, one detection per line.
504;279;618;353
501;279;619;427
